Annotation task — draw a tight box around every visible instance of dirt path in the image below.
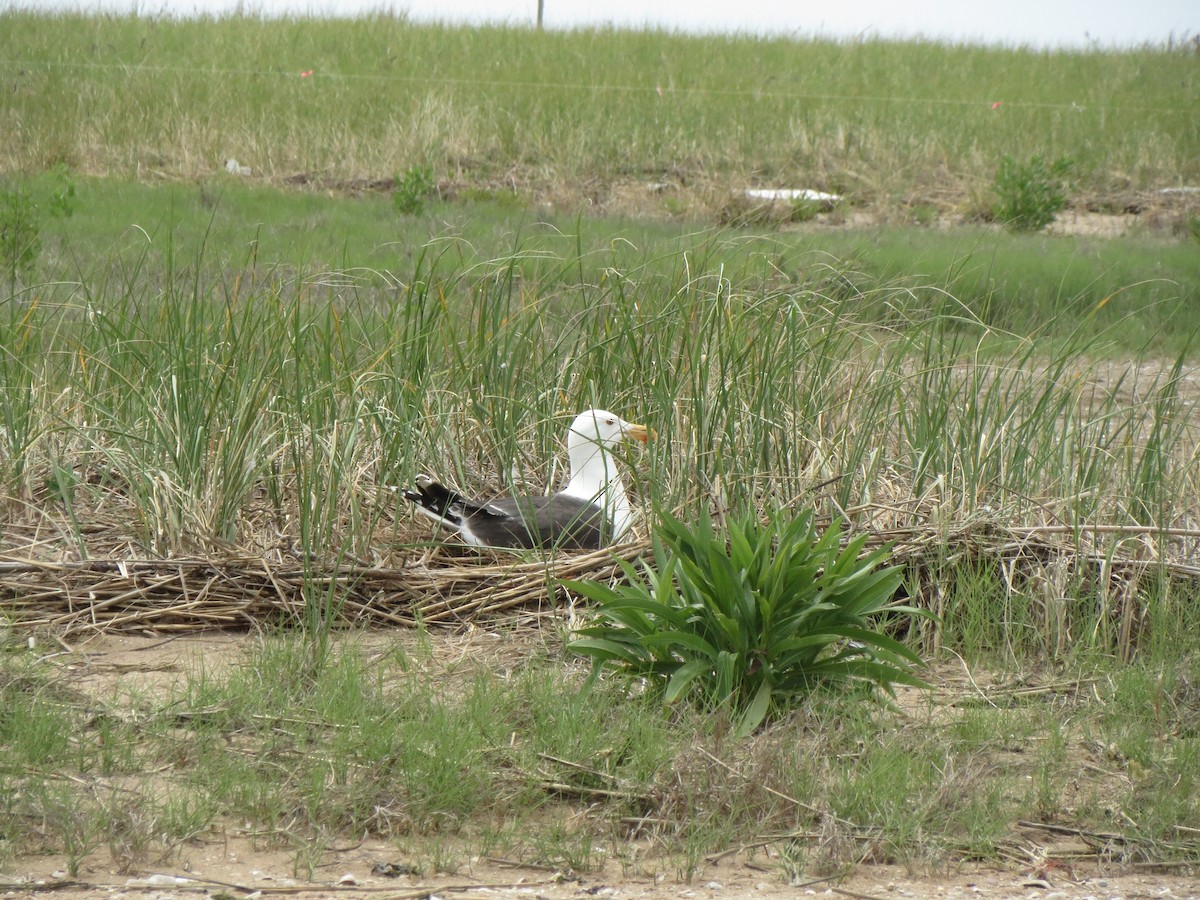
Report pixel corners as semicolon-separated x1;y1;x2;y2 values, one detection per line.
5;845;1198;900
9;854;1200;897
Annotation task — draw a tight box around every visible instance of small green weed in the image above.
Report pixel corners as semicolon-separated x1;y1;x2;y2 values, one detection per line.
661;195;689;218
992;154;1074;232
789;197;822;222
0;659;77;767
393;164;437;215
531;824;598;872
566;509;930;738
48;164;77;218
907;203;939;226
34;784;103;877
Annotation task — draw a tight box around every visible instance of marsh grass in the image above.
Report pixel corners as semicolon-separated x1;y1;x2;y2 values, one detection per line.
2;218;1199;659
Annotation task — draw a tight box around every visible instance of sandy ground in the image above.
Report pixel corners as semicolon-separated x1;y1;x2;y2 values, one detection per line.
5;853;1199;900
2;632;1197;900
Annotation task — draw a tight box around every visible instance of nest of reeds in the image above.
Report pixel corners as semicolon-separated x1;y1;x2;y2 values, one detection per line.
3;506;1198;660
0;540;647;635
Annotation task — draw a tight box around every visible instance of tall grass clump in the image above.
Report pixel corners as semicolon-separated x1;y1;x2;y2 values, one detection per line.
0;187;40;291
71;267;290;554
0;298;43;490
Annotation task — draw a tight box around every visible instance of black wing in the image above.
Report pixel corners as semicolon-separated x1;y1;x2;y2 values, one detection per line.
467;495;609;550
405;476;611;550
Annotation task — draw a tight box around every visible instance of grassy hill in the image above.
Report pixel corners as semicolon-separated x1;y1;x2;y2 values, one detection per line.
3;11;1197;214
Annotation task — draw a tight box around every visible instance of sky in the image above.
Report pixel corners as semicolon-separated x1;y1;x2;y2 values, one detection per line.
7;0;1196;48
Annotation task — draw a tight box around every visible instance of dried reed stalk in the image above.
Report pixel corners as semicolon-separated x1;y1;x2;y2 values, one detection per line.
0;542;647;635
1;518;1197;640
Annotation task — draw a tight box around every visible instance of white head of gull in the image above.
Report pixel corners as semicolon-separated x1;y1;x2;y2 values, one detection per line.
403;409;651;550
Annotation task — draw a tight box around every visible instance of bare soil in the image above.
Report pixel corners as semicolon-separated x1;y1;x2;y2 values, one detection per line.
7;848;1199;900
3;631;1197;900
310;170;1200;239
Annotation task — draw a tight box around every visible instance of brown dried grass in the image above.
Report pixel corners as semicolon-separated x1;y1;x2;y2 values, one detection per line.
2;508;1196;647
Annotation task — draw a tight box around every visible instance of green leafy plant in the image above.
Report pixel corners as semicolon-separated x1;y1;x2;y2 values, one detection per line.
566;509;930;738
992;154;1074;232
392;164;437;215
0;185;41;289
